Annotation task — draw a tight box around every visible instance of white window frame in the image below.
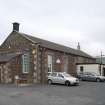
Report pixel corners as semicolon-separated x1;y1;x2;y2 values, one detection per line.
22;53;29;73
48;55;53;73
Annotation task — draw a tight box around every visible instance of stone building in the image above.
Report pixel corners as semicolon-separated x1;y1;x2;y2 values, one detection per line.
0;22;96;84
0;49;22;83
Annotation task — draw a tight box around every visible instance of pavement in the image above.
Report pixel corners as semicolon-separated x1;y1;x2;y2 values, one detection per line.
0;82;105;105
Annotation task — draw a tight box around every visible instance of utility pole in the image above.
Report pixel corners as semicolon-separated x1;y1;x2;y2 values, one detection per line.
100;51;105;75
101;51;103;64
100;51;102;75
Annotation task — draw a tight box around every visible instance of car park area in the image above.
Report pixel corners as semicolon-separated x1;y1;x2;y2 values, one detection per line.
0;82;105;105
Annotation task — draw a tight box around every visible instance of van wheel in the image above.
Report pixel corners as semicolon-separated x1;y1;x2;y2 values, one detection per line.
65;81;70;86
96;78;100;82
48;80;52;85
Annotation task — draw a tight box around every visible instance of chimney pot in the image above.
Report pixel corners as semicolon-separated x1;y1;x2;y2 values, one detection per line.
77;42;80;50
13;22;19;32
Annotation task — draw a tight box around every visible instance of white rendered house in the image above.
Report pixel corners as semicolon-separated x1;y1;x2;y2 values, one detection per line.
76;63;105;76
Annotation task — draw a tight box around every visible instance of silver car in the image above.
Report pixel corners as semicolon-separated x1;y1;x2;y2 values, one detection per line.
48;72;79;86
77;72;105;82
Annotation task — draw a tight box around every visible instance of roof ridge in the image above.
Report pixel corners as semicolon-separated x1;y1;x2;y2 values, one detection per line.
18;31;76;49
15;31;93;58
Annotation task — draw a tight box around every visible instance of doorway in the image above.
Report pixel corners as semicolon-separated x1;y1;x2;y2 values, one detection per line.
103;68;105;76
63;56;68;73
0;68;1;83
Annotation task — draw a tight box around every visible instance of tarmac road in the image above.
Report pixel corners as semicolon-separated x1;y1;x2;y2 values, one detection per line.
0;82;105;105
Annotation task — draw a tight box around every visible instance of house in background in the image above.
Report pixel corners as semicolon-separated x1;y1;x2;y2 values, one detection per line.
0;22;96;84
96;57;105;64
76;63;105;76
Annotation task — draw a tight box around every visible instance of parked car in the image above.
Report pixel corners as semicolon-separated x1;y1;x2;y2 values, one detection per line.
77;72;105;82
48;72;79;86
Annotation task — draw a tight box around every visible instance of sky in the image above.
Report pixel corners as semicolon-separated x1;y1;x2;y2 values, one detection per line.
0;0;105;57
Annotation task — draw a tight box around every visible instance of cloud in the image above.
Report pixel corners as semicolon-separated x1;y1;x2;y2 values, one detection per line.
0;0;105;56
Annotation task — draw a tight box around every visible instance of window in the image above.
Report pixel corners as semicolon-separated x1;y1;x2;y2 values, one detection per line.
51;73;57;77
80;66;84;73
48;55;53;73
22;53;29;73
58;73;63;78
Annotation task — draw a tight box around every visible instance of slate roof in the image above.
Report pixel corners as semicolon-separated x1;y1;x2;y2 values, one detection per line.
16;31;94;59
0;52;21;63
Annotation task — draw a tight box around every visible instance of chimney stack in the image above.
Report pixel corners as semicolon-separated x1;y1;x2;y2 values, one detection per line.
13;22;19;32
77;42;80;50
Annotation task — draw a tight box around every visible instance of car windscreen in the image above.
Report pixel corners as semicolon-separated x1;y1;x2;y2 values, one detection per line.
50;73;57;77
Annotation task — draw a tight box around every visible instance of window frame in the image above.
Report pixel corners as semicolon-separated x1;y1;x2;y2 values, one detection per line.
22;53;30;74
80;66;84;73
48;55;53;73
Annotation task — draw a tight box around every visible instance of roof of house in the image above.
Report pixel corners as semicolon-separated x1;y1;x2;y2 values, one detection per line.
14;31;94;59
76;63;102;65
96;57;105;64
0;52;21;63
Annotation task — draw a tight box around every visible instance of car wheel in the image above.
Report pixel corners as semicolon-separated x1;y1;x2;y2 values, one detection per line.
96;78;101;82
48;79;52;85
65;81;70;86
